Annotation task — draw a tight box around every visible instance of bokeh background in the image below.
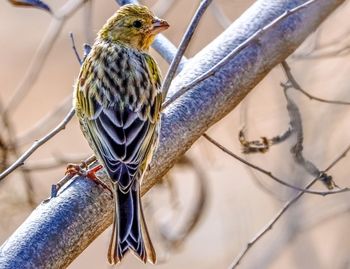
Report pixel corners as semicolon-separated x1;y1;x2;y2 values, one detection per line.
1;0;350;268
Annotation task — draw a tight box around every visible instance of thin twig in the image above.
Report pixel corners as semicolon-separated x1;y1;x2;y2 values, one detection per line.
162;0;317;109
161;0;213;100
203;134;349;196
228;142;350;268
238;95;285;200
281;61;350;105
69;32;82;65
239;127;293;154
230;179;317;269
0;108;75;181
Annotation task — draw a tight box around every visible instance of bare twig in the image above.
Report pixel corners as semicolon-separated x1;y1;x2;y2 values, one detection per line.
0;108;75;181
281;61;350;105
282;85;336;189
161;0;212;99
163;0;318;109
238;95;285;200
239;127;293;154
229;142;350;268
69;32;82;65
280;60;340;188
203;134;349;196
238;60;341;189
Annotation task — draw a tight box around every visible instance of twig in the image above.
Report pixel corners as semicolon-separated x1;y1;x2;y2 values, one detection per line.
281;61;338;189
69;32;82;65
238;95;285;200
203;134;349;196
230;179;317;269
0;108;75;181
161;0;212;100
228;142;350;268
239;127;293;154
238;60;341;189
162;0;317;109
281;61;350;105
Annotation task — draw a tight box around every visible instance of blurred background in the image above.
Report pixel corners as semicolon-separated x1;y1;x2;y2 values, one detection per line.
1;0;350;268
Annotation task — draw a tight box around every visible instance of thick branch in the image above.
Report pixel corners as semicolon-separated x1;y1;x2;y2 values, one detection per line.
0;0;344;268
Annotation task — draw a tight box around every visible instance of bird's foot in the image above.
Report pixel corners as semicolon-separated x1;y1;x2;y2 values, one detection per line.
42;163;111;204
66;163;112;194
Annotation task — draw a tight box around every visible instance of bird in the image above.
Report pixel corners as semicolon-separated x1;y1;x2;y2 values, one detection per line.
73;4;169;264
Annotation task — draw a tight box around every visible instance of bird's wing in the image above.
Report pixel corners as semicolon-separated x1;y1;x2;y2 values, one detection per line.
75;50;162;192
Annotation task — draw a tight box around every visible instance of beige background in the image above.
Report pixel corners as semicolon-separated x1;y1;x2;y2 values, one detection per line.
1;0;350;268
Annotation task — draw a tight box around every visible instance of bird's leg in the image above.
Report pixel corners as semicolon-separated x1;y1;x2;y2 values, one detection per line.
83;164;113;195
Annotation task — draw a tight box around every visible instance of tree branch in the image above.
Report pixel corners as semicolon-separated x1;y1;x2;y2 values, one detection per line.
0;0;345;268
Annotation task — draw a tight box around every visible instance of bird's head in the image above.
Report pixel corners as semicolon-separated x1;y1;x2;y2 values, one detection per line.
98;4;169;51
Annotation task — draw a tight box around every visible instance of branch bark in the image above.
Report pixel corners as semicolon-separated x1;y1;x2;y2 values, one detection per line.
0;0;345;268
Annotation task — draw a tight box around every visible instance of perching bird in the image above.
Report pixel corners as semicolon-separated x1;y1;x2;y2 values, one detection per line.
73;4;169;264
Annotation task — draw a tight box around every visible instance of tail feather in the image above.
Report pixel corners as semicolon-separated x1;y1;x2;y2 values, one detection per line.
108;181;156;264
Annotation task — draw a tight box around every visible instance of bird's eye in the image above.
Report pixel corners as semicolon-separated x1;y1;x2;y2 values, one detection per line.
133;20;142;28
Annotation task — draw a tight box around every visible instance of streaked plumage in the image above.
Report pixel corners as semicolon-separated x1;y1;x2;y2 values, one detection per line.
73;4;168;264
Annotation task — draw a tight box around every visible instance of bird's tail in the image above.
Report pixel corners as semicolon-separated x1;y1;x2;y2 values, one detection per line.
108;181;156;264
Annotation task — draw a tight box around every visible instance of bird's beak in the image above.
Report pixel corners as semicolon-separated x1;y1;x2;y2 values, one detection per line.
151;17;169;34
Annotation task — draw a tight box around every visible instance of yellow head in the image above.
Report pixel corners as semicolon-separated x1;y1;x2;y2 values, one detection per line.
98;4;169;51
